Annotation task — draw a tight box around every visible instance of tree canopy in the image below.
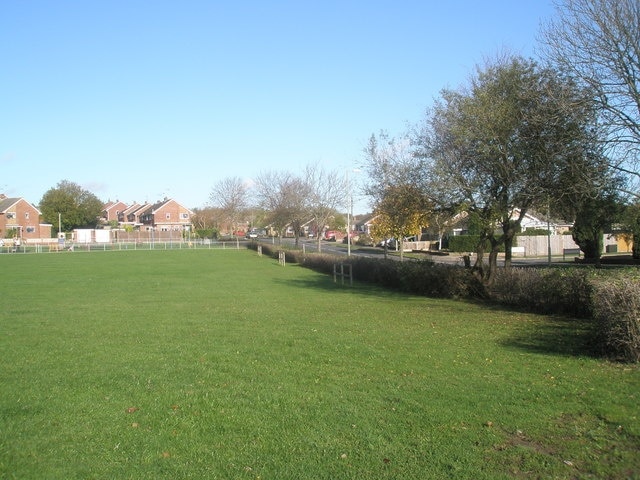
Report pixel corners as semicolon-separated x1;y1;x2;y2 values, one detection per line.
415;55;612;281
540;0;640;198
39;180;103;233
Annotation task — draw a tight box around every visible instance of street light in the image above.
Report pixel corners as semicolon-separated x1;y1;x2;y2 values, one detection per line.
346;168;361;257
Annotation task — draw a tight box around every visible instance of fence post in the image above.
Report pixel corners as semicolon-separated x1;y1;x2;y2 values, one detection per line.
333;263;352;286
278;251;286;266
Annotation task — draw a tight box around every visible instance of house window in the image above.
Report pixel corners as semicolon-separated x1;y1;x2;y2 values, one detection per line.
25;212;30;220
166;213;171;220
26;226;35;233
181;213;189;219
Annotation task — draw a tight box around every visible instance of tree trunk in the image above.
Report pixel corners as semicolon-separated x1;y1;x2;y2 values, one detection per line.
503;230;517;271
472;239;486;280
487;249;499;285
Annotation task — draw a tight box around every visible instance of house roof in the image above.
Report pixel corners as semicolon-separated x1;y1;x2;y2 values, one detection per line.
357;214;378;226
102;200;127;212
0;197;20;212
141;198;194;216
0;197;42;215
121;203;145;216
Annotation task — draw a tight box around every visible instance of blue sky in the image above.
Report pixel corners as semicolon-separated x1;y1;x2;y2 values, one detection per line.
1;1;555;213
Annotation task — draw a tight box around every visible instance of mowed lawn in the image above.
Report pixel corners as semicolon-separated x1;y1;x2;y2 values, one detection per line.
0;250;638;479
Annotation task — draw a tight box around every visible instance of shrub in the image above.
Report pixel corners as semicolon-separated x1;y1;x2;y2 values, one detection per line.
517;228;551;236
292;253;485;299
591;276;640;362
448;235;504;253
348;257;403;288
490;268;594;318
355;234;374;246
395;261;486;298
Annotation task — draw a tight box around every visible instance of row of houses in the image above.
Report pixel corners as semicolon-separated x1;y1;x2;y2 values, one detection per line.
101;199;194;232
0;194;194;241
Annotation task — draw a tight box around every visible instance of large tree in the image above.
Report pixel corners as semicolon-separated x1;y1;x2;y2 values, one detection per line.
39;180;103;233
540;0;640;197
571;193;622;263
417;55;611;283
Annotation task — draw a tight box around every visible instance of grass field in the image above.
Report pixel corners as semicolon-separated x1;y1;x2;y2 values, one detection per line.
0;249;638;479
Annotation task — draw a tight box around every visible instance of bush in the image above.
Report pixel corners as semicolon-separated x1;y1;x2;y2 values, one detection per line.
395;261;486;298
517;228;551;236
448;235;504;253
490;268;594;318
591;275;640;362
355;234;374;246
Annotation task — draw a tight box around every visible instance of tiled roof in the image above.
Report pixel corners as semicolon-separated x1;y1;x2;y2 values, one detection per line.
0;197;20;212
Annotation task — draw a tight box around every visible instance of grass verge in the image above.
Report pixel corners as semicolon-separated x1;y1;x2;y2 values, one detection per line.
0;249;638;479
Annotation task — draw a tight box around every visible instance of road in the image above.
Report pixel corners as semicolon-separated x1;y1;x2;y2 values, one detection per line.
261;237;590;267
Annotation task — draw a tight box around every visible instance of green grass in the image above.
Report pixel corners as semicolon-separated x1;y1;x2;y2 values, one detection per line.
0;250;638;479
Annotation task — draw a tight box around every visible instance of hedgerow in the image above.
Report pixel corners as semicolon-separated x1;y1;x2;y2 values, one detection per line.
489;267;594;318
591;273;640;362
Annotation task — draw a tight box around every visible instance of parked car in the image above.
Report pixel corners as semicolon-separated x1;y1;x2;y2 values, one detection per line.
245;228;266;239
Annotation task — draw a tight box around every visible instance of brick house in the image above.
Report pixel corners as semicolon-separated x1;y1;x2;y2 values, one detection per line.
0;194;52;240
137;198;194;233
101;200;128;223
120;203;148;227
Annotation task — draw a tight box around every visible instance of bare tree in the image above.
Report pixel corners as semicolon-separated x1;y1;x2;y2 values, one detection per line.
254;171;309;246
209;177;249;235
304;163;345;252
540;0;640;197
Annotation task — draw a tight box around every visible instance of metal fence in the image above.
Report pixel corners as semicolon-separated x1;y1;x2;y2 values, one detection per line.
0;239;249;254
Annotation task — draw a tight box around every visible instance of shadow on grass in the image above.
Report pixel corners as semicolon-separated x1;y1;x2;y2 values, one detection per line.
276;263;605;359
272;268;405;299
499;313;601;359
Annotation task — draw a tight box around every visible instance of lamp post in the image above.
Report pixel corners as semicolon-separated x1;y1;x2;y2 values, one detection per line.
346;168;361;257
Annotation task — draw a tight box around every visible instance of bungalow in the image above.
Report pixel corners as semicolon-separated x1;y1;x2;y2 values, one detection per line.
0;194;52;240
446;209;571;236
